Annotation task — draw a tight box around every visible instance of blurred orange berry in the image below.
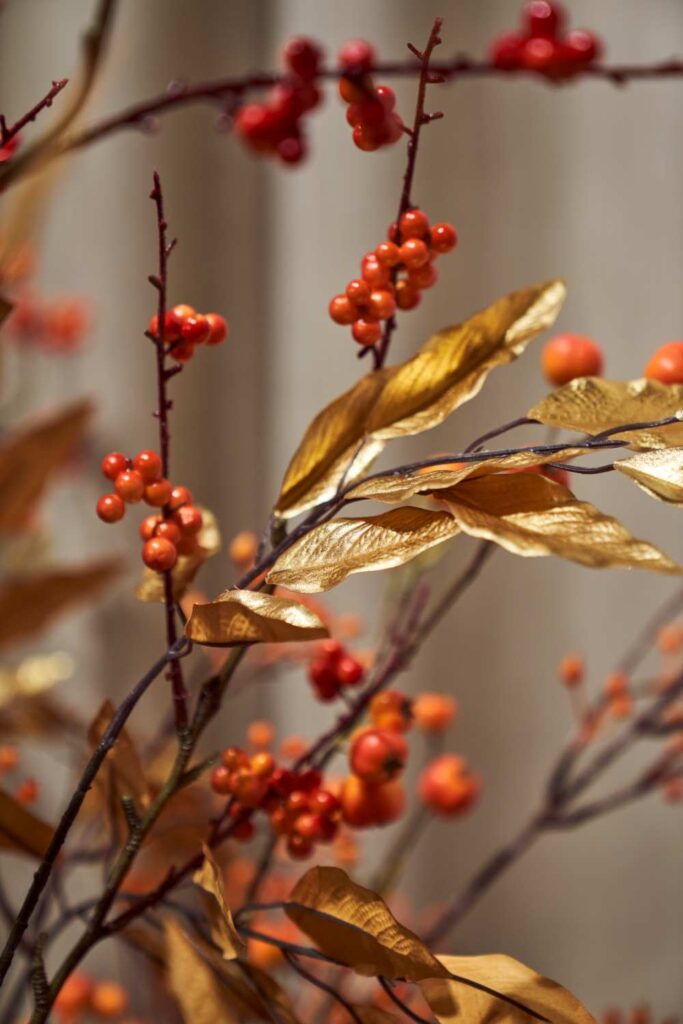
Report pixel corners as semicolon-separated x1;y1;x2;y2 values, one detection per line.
229;530;259;568
280;735;307;760
558;654;584;687
44;298;90;351
604;671;629;700
609;694;634;720
369;690;413;732
247;720;275;750
90;981;128;1017
413;692;458;733
54;972;93;1018
418;754;480;817
656;624;683;655
0;745;19;773
15;777;39;805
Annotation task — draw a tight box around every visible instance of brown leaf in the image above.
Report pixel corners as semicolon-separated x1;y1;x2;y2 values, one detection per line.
420;953;597;1024
0;400;93;533
528;378;683;450
186;589;329;646
267;507;460;593
193;844;244;960
347;448;588;504
86;699;150;831
0;788;53;859
440;472;681;574
276;281;565;518
136;507;221;603
615;448;683;503
285;866;450;981
164;918;238;1024
0;560;122;651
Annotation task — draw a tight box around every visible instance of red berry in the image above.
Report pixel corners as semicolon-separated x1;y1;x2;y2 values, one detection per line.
523;1;564;38
338;39;376;73
336;655;365;686
171;303;196;323
172;504;203;535
520;36;562;74
144;478;172;507
352;318;382;347
309;789;341;816
352;123;382;152
350;728;408;783
320;638;344;661
542;334;603;386
645;342;683;384
309;660;340;701
283;37;323;80
360;254;391;288
564;29;602;65
375;241;401;267
168;485;193;510
329;294;356;325
490;33;524;70
115;469;145;503
149;309;182;343
155;520;182;545
287;833;314;860
101;452;128;481
170;340;195;363
133;450;162;483
368;289;396;321
395;279;421;311
399;238;430;269
211;765;233;795
408;261;438;290
96;493;125;523
430;223;458;254
419;755;480;816
142;537;178;572
177;534;200;556
399;209;430;239
271;767;298;796
139;514;161;540
346;279;371;305
181;314;211;345
338;75;368;104
297;768;322;792
278;135;307;165
375;85;396;111
205;312;229;346
222;746;249;771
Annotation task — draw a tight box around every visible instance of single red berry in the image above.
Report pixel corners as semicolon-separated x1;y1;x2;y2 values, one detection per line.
320;638;344;661
181;314;211;345
346;279;371;305
308;660;340;701
383;113;404;144
96;493;125;523
205;312;229;346
277;135;307;165
350;728;408;783
133;450;162;483
222;746;249;771
287;833;314;860
101;452;128;481
149;309;183;343
360;254;391;288
211;765;233;795
338;75;368;105
297;768;322;792
520;36;562;74
283;36;323;80
336;655;365;686
367;289;396;321
352;318;382;347
352;123;381;151
542;334;604;386
139;514;161;540
177;534;200;556
271;767;299;796
419;755;480;816
309;789;341;817
375;241;401;267
293;812;325;840
408;261;438;290
430;223;458;253
172;504;203;535
375;85;396;111
399;238;430;269
155;520;182;545
168;485;193;510
564;29;602;65
171;303;196;323
329;294;356;325
115;469;145;503
144;478;173;507
395;279;421;311
338;39;376;73
645;342;683;384
523;1;565;38
142;536;178;572
490;33;524;70
399;209;430;239
170;340;195;363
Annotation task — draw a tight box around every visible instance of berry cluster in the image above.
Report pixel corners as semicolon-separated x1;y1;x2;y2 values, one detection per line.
54;971;129;1022
307;639;365;700
338;39;403;152
8;292;90;354
234;37;323;165
329;208;458;347
95;450;203;572
490;2;602;80
148;303;228;362
211;746;341;861
0;744;39;805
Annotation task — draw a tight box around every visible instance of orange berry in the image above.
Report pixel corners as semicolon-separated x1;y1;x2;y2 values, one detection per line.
251;751;275;778
395;279;421;311
558;654;584;687
54;971;93;1018
413;692;458;733
657;624;683;655
132;449;162;483
541;333;603;387
329;294;356;325
399;209;430;239
644;341;683;384
399;238;430;269
604;671;629;700
247;720;275;749
610;694;634;720
114;470;145;503
418;755;480;816
369;690;413;732
229;530;259;568
205;312;229;346
143;478;172;507
0;745;19;773
96;493;125;523
16;777;38;804
168;485;193;510
90;980;128;1017
280;735;307;760
142;537;177;572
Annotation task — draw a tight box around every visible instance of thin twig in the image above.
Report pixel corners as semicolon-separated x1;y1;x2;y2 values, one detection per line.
0;80;69;149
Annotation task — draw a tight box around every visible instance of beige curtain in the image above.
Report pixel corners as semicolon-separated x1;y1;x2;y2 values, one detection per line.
1;0;682;1014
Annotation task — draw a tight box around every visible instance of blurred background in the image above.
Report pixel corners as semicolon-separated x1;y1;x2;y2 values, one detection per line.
0;0;682;1016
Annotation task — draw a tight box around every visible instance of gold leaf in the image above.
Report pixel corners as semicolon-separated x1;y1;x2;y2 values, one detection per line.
164;918;238;1024
186;589;329;647
0;788;53;859
528;378;683;450
86;699;151;830
441;473;681;574
267;508;460;593
285;866;449;981
615;448;683;503
420;953;597;1024
193;844;244;960
136;507;221;603
0;560;121;651
0;400;93;533
347;448;588;504
276;281;565;518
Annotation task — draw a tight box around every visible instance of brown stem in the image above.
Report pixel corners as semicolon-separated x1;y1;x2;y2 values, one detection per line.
0;80;69;149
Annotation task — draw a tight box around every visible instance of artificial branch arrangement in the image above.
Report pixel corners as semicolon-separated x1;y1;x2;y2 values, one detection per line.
0;4;682;1023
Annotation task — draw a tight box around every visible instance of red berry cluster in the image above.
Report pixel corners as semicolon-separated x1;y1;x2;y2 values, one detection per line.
307;639;365;701
234;37;324;165
490;2;602;79
337;40;403;152
95;450;203;572
148;303;228;363
8;293;90;353
210;747;341;861
328;208;457;347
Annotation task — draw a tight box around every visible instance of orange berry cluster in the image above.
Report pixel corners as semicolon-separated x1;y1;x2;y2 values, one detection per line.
337;39;403;152
329;208;457;347
95;450;203;572
307;639;365;701
211;747;341;861
8;292;90;353
148;303;228;362
0;744;39;805
234;37;323;165
490;2;602;80
54;971;128;1022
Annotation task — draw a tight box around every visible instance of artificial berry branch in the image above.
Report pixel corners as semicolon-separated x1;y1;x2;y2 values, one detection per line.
0;79;69;154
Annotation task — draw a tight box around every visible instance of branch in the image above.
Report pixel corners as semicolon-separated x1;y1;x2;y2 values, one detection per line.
0;79;69;149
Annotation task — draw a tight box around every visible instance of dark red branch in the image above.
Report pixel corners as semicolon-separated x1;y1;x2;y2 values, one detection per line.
0;79;69;149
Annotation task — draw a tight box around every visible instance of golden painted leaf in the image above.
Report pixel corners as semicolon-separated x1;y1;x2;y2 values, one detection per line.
0;788;53;859
267;507;460;593
0;560;121;650
86;700;151;830
193;844;244;959
0;400;93;533
420;953;597;1024
136;507;221;603
164;918;238;1024
615;448;683;503
285;866;449;981
347;447;588;504
441;473;681;574
276;281;565;518
186;589;329;647
528;378;683;450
